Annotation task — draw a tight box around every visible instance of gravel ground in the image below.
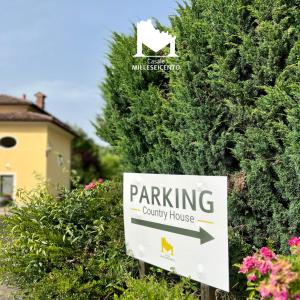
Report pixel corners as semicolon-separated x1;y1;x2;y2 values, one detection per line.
0;208;10;216
0;285;17;300
0;214;17;299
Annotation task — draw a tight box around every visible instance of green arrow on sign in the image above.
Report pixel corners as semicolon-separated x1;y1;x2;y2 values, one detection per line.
131;218;214;245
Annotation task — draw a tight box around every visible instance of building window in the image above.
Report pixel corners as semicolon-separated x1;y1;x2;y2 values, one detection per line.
0;175;14;196
57;154;64;166
0;136;17;148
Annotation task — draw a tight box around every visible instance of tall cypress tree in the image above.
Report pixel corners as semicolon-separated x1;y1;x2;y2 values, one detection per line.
168;0;300;255
97;30;180;173
97;0;300;285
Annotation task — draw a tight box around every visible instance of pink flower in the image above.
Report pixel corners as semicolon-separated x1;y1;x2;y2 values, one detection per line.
273;290;288;300
258;261;272;275
241;247;298;300
288;237;300;247
271;261;283;276
260;285;271;298
270;259;297;283
247;274;257;281
239;256;257;273
260;247;275;260
85;182;97;190
98;178;104;183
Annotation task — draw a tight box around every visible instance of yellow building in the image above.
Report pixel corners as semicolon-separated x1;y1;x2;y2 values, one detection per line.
0;92;76;203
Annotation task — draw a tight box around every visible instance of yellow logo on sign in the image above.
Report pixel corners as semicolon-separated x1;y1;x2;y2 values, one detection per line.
161;237;174;256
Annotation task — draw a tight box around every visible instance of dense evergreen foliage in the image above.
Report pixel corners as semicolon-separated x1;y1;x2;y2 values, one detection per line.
96;30;180;173
97;0;300;283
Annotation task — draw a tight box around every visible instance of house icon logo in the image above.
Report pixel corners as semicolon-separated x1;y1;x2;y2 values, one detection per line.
161;237;174;256
134;19;178;58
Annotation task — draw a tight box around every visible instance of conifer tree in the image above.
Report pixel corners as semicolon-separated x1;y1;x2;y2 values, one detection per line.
97;0;300;270
97;31;180;173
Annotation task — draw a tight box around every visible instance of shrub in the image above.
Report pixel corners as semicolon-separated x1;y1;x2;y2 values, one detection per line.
71;127;104;184
238;237;300;299
100;147;123;179
0;180;136;299
114;276;198;300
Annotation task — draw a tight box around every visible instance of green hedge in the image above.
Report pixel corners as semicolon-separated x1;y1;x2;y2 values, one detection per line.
98;0;300;270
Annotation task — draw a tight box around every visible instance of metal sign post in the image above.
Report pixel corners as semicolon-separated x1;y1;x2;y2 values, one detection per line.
138;260;150;278
201;283;216;300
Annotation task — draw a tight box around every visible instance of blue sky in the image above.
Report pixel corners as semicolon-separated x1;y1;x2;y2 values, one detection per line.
0;0;180;144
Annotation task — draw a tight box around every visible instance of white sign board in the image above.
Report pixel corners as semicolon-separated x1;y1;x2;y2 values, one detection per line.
123;173;229;292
